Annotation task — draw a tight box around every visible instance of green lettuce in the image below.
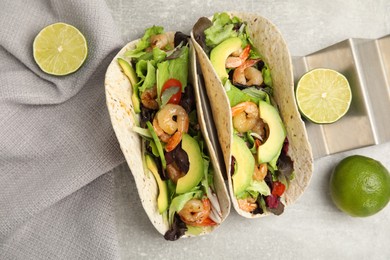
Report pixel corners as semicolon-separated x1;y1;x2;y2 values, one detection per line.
227;85;270;107
242;87;270;104
136;60;156;92
262;64;273;87
226;84;252;107
125;26;164;57
157;46;189;100
204;13;239;48
153;47;167;63
237;179;271;199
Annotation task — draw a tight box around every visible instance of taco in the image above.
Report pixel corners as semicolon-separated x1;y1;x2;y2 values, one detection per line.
191;12;313;218
104;26;230;240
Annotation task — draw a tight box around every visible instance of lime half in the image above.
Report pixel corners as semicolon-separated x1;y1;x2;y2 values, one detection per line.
296;68;352;124
33;22;88;76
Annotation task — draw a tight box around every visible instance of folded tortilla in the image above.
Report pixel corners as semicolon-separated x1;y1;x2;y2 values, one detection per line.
104;35;230;237
191;12;313;218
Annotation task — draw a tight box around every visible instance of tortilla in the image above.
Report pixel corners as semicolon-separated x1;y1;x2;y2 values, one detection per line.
191;12;313;218
104;35;230;237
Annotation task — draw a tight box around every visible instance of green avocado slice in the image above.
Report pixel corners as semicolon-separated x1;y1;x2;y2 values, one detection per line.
257;100;286;164
176;134;204;194
232;134;255;196
210;37;242;82
145;154;169;214
117;58;141;113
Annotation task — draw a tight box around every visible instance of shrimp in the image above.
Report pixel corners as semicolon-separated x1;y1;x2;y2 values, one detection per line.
251;118;267;140
225;45;251;68
153;118;170;143
165;131;183;152
166;162;185;184
253;163;268;181
232;101;259;133
150;32;174;50
155;104;189;152
232;59;262;86
245;67;263;86
156;104;189;134
237;197;258;213
141;86;159;110
178;198;211;226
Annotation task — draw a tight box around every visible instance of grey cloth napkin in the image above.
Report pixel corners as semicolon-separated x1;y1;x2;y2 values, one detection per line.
0;0;126;258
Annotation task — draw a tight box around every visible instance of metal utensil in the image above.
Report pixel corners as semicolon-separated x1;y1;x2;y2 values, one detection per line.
293;35;390;159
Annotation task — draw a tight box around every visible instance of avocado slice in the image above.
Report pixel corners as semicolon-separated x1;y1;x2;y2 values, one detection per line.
176;134;204;194
257;100;286;164
145;154;169;214
117;58;141;113
231;134;255;196
210;37;242;82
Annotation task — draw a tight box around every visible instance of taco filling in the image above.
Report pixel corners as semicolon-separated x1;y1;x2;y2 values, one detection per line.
194;13;294;215
118;26;224;240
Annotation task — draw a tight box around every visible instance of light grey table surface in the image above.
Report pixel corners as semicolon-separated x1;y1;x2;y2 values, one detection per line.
105;1;390;259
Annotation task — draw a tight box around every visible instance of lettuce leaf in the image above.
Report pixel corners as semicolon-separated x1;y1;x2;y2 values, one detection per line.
157;46;188;100
262;64;273;87
241;87;270;104
247;180;271;196
136;60;156;92
226;84;252;107
237;179;271;199
204;13;238;48
227;85;270;107
125;26;164;57
153;47;167;63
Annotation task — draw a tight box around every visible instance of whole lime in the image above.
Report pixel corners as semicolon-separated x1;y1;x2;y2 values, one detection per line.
330;155;390;217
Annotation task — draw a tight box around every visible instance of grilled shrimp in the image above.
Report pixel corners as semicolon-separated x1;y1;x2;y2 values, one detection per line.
237;197;258;213
150;32;174;50
153;117;170;143
253;163;268;181
141;86;159;110
251;118;267;140
244;66;263;86
225;45;251;68
232;59;262;86
231;101;259;133
178;198;211;226
155;104;189;152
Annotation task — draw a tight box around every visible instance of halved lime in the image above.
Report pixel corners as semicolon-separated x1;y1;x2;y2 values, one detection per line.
296;68;352;124
33;22;88;76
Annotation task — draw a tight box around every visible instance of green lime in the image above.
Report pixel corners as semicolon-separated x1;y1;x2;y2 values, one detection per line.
296;68;352;124
33;22;88;76
330;155;390;217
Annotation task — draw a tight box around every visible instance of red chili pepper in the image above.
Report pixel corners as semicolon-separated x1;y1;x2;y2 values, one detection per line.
161;78;182;104
272;181;286;197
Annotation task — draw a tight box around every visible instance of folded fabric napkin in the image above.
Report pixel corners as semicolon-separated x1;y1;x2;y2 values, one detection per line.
0;0;126;258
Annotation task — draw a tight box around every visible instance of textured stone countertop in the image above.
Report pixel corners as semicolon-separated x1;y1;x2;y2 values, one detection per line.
105;1;390;259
